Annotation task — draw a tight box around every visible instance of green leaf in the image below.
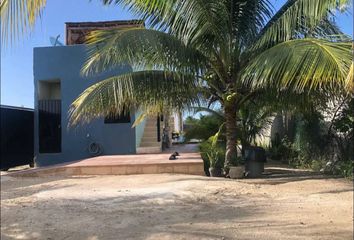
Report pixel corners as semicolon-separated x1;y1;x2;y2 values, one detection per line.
243;38;352;91
1;0;46;46
69;70;199;126
253;0;351;50
100;0;229;46
83;28;206;76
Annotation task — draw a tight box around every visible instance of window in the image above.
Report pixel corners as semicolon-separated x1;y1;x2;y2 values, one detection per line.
104;111;131;124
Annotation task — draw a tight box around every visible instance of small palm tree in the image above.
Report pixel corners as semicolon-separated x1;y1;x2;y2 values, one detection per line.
2;0;352;170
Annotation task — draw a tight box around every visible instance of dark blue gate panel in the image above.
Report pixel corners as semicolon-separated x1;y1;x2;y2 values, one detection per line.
0;106;34;170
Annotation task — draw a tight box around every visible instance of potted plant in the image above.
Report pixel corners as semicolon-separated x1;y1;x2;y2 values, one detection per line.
207;150;223;177
228;156;245;179
205;124;225;177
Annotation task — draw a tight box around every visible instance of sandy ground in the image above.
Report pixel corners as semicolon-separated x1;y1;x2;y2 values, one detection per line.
1;168;353;240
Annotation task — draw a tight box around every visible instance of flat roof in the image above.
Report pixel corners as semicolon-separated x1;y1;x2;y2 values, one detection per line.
65;19;144;45
65;19;144;27
0;105;34;111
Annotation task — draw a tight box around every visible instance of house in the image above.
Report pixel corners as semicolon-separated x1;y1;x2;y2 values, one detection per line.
33;20;170;167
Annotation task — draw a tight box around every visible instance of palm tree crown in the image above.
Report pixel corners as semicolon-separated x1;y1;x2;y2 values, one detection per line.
70;0;352;167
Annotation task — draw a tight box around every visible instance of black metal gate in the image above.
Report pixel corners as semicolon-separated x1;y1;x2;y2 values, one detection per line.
0;106;34;170
38;100;61;153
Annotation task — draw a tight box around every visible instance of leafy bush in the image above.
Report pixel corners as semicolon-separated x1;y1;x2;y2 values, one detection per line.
288;155;327;170
269;112;334;169
294;111;328;160
338;161;353;178
269;136;297;162
331;98;354;163
184;114;224;142
199;141;211;175
199;140;225;176
293;101;353;178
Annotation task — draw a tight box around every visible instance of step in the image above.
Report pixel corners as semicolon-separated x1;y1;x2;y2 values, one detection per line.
141;136;158;141
137;144;161;149
144;125;158;129
142;132;158;138
140;139;160;144
140;142;161;148
136;146;162;154
143;130;158;135
140;143;160;147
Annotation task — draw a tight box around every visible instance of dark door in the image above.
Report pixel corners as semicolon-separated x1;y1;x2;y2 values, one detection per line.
38;100;61;153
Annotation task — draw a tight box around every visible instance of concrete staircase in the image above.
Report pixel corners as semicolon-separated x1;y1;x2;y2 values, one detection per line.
137;117;162;154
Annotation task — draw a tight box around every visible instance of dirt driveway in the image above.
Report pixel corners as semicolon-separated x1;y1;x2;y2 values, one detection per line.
1;168;353;240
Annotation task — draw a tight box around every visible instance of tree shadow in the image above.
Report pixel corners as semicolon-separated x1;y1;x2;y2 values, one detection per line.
252;166;345;185
312;188;353;195
1;175;94;200
1;182;257;239
157;165;344;186
1;175;352;240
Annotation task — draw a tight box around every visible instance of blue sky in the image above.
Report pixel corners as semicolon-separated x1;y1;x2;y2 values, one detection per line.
1;0;353;108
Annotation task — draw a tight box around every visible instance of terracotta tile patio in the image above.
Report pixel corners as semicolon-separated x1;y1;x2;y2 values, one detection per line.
7;145;205;177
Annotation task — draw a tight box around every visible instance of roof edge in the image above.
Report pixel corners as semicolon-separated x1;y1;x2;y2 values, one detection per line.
0;105;34;111
65;19;144;26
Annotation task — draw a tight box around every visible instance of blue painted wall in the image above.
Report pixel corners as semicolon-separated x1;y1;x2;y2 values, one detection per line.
33;45;136;166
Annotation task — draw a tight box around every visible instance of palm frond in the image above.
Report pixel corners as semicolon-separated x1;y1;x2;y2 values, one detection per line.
167;0;228;46
69;70;199;126
100;0;228;47
253;86;332;114
310;19;345;39
100;0;176;32
192;106;225;120
243;39;352;91
239;104;274;143
347;62;354;92
229;0;273;47
83;28;206;76
253;0;351;50
132;105;167;127
0;0;46;45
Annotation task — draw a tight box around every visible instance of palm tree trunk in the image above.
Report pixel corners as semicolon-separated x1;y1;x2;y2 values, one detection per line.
224;102;238;170
241;139;250;158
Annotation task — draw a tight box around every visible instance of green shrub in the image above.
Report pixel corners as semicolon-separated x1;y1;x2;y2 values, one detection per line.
294;111;328;160
338;161;353;179
184;114;224;142
200;140;225;166
269;136;297;162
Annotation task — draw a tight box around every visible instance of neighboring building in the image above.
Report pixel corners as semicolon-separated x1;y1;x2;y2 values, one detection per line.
33;20;165;167
0;105;34;170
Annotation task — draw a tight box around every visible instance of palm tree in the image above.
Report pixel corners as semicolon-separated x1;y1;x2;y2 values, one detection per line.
0;0;46;45
192;103;274;153
71;0;352;169
2;0;352;170
193;88;326;154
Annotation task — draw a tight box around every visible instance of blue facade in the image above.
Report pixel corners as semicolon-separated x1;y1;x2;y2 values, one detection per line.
33;45;137;166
